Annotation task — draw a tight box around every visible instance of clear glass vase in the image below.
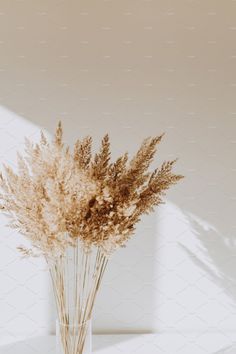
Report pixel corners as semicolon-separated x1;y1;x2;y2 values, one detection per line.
56;319;92;354
49;240;108;354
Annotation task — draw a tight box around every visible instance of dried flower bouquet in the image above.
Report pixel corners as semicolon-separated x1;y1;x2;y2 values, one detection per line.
0;122;183;354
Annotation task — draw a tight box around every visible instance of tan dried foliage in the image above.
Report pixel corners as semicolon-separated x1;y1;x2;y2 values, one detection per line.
0;122;183;259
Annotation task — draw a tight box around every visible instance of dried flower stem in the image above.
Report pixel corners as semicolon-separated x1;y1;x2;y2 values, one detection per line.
48;241;108;354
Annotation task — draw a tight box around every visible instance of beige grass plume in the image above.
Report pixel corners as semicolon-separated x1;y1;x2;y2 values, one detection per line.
0;122;183;259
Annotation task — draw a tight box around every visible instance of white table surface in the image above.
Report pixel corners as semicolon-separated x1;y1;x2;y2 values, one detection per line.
0;334;236;354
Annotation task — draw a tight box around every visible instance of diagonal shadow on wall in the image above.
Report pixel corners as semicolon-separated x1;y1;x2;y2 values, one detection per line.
180;212;236;307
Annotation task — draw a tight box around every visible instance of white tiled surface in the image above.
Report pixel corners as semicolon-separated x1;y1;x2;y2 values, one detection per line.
0;334;236;354
1;108;236;337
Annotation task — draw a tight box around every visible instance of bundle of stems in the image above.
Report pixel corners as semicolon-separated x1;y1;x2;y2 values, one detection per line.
49;240;107;354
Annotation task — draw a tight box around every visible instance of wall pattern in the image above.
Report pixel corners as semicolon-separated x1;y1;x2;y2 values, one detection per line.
0;0;235;345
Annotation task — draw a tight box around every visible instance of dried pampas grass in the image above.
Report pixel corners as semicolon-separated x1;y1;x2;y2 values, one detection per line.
0;122;183;354
0;122;183;259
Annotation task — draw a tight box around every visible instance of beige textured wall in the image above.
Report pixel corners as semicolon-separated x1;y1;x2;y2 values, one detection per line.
0;0;236;338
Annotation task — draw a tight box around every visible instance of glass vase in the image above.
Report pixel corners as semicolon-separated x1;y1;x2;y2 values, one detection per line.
49;239;108;354
56;319;92;354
